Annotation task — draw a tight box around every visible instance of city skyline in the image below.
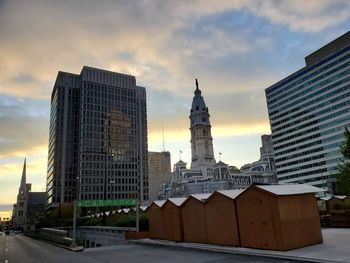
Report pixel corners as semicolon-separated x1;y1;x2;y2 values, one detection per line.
1;0;350;216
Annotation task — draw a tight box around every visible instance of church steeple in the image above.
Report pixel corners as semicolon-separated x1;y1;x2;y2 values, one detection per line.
20;158;26;191
189;79;216;171
15;158;28;227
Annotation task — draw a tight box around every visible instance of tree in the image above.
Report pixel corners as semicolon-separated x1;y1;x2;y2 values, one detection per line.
335;127;350;195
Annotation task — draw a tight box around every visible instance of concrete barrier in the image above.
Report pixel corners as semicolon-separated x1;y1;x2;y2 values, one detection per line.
25;228;72;246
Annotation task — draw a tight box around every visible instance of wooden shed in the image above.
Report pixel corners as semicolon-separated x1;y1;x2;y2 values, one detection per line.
161;198;187;241
181;194;210;243
148;200;166;240
204;190;243;246
326;195;347;210
236;184;323;251
344;196;350;208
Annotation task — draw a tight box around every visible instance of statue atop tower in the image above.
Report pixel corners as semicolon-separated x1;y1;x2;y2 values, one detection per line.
189;79;216;172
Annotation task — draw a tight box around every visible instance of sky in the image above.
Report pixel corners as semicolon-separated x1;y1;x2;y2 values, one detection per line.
0;0;350;216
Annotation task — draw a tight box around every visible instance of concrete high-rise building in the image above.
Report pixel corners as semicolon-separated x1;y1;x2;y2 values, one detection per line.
46;66;148;207
190;79;216;173
148;151;171;201
265;32;350;192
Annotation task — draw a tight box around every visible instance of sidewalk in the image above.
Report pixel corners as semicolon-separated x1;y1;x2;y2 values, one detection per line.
133;228;350;263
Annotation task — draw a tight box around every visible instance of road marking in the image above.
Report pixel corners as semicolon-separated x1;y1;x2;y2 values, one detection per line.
5;259;8;263
5;248;8;252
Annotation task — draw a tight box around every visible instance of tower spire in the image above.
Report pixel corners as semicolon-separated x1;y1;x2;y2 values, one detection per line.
194;78;201;95
20;158;26;190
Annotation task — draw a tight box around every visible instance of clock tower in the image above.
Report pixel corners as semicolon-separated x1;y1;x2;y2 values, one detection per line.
189;79;216;171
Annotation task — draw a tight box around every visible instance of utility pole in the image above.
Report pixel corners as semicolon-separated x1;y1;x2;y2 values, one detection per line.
103;151;107;226
72;173;80;247
72;200;77;247
136;199;139;232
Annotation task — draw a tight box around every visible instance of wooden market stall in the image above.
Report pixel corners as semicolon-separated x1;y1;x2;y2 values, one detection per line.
204;190;243;246
344;196;350;208
236;184;323;251
326;195;347;210
181;194;210;243
148;200;166;239
161;198;186;241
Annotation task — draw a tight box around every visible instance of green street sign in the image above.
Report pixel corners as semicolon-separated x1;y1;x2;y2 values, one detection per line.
77;199;137;207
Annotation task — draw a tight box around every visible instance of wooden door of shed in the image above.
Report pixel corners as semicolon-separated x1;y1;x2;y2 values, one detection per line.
238;197;280;250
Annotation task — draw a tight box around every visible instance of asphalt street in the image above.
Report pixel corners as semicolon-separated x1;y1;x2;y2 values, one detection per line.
0;234;301;263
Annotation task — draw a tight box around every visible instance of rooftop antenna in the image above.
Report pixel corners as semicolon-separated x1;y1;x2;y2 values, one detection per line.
219;152;222;162
162;123;166;152
179;150;183;160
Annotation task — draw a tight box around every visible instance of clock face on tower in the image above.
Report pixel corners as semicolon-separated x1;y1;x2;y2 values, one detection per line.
201;117;207;122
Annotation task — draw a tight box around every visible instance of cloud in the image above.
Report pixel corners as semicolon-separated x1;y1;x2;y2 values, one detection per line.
0;95;49;157
1;0;349;99
248;0;350;33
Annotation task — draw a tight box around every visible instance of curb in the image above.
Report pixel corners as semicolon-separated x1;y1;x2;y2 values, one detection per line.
132;239;337;263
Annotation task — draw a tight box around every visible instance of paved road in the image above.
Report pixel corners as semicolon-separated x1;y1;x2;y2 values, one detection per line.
0;234;301;263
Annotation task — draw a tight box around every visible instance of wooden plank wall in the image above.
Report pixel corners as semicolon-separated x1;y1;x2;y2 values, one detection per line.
162;202;183;241
278;194;323;250
181;197;207;243
148;204;165;239
205;193;240;246
236;187;283;250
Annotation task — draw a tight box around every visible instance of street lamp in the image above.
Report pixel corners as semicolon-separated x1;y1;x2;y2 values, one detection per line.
72;175;81;247
102;151;108;225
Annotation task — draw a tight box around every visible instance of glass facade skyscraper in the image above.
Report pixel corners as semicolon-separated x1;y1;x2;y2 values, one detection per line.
265;32;350;192
46;66;148;207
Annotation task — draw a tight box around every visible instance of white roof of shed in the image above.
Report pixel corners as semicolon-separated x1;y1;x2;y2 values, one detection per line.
320;195;347;201
333;195;347;200
168;197;187;206
216;189;244;199
256;184;325;196
190;193;211;202
153;200;166;207
140;205;148;211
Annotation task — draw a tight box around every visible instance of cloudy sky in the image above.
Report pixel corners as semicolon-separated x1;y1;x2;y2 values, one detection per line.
0;0;349;216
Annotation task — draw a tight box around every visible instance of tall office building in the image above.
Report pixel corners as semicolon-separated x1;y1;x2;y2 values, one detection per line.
46;66;148;207
265;32;350;192
148;151;171;201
